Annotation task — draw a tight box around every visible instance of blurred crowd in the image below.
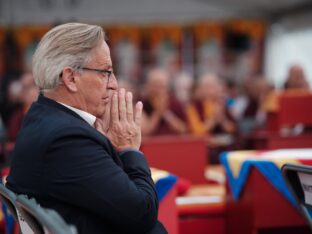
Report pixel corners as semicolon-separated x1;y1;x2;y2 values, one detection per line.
0;29;311;164
0;61;311;163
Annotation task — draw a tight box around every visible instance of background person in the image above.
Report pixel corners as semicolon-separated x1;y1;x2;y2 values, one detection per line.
141;68;188;136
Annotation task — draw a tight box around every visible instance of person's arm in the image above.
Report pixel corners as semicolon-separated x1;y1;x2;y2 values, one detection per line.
46;131;158;234
141;110;163;136
68;88;157;233
213;101;237;134
203;117;218;132
218;117;236;133
186;105;206;135
140;94;169;136
162;110;188;134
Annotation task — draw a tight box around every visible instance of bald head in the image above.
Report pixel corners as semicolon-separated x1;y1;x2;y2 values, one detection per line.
285;64;309;90
145;68;170;96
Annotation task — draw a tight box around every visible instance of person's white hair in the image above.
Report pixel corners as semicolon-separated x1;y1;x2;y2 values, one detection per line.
172;72;193;103
32;22;104;90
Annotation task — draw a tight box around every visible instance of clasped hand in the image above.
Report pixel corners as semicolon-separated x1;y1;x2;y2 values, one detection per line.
95;88;143;151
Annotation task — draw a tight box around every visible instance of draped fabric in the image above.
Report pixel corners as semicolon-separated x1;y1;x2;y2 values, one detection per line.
221;149;312;207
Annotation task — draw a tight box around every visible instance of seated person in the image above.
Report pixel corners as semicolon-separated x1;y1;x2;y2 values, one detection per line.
187;73;236;136
284;64;310;91
172;71;194;106
239;76;272;134
266;64;311;135
141;68;188;136
7;72;39;141
6;23;167;234
186;73;237;163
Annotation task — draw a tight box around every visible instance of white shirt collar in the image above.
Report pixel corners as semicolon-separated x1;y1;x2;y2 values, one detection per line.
58;102;96;127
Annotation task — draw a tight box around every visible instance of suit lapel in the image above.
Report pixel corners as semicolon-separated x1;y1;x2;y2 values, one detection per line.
37;95;87;123
37;95;124;168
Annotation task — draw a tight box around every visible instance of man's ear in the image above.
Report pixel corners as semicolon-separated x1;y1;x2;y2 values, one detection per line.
60;67;79;92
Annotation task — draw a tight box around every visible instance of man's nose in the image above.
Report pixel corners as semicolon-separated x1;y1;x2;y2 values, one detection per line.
107;73;118;90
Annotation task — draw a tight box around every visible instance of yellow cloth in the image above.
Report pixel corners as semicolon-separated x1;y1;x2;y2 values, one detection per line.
227;150;300;178
186;100;216;135
150;168;170;183
263;90;312;112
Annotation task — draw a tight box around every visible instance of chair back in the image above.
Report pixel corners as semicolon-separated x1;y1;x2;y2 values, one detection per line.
0;183;18;222
16;195;77;234
279;93;312;127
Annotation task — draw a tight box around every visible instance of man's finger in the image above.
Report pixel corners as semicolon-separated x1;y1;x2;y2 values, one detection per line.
111;92;118;124
134;101;143;126
126;91;134;122
119;88;126;122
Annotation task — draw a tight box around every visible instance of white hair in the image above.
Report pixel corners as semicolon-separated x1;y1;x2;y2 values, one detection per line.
32;23;104;90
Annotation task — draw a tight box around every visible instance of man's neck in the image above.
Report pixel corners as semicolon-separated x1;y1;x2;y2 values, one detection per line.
44;88;80;110
44;89;96;126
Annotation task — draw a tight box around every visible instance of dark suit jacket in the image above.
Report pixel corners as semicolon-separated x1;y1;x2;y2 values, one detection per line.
6;95;167;234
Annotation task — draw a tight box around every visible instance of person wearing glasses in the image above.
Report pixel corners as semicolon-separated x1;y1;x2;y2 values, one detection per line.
6;23;167;234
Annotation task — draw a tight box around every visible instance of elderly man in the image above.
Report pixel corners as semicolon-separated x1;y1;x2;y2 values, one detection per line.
6;23;167;234
141;68;188;136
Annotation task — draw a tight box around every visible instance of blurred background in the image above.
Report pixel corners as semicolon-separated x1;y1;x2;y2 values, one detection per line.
1;0;312;146
0;0;312;156
1;0;312;85
0;1;312;233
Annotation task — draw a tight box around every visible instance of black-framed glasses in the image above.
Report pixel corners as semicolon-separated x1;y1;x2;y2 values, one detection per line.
80;67;113;80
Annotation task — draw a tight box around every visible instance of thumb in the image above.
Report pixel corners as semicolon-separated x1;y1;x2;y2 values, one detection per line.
95;118;106;135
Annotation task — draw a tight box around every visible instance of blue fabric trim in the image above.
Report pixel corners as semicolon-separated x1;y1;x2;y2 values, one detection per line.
254;161;297;207
155;175;177;202
1;205;14;234
220;152;297;207
0;181;15;234
220;152;252;200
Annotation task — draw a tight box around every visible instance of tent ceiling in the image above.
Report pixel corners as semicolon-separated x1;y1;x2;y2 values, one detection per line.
199;0;310;13
0;0;312;25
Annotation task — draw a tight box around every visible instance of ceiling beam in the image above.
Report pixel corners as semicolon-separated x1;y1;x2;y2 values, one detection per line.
269;1;312;22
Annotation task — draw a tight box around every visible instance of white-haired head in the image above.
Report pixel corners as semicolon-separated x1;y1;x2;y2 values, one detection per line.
32;23;104;91
173;72;194;103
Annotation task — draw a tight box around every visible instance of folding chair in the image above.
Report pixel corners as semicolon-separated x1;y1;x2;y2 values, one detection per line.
0;184;18;222
15;195;77;234
282;163;312;231
0;183;21;234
